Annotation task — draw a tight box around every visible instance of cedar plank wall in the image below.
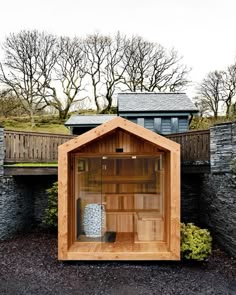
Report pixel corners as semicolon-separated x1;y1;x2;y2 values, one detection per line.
74;129;162;154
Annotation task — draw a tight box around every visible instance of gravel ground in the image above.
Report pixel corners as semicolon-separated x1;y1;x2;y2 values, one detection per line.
0;231;235;295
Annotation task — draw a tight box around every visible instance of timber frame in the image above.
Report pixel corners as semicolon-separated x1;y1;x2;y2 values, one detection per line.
58;116;180;260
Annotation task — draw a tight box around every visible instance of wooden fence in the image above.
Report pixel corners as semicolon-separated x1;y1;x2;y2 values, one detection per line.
4;129;210;163
4;130;74;163
166;129;210;162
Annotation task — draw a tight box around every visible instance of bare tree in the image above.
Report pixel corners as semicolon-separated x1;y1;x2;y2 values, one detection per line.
101;33;130;113
84;33;111;112
0;30;58;126
41;37;88;120
221;63;236;117
198;71;224;118
121;36;190;92
121;36;154;91
193;96;211;117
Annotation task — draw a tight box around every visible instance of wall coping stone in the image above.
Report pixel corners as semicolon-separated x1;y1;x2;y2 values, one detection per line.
211;120;236;127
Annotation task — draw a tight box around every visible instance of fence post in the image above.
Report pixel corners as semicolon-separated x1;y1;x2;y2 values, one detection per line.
0;127;4;175
210;121;236;173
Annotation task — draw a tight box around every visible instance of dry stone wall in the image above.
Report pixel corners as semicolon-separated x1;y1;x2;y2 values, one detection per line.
201;122;236;257
200;173;236;257
0;175;56;240
0;176;33;239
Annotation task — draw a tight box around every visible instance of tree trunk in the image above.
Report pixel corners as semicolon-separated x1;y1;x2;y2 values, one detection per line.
101;94;112;113
226;103;231;117
95;97;101;113
29;109;35;128
58;109;69;121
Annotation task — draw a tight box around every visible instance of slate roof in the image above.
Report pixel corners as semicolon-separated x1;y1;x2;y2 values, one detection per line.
65;114;117;126
118;92;198;112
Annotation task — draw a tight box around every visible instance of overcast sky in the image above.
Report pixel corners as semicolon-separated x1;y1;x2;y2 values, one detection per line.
0;0;236;98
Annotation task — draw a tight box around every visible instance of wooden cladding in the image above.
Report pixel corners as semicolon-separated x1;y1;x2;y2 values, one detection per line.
106;212;134;232
105;194;161;211
77;129;161;153
106;194;134;210
4;128;209;164
166;129;210;162
4;130;74;163
136;212;164;241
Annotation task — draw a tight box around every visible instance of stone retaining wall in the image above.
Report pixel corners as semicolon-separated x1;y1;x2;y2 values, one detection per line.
200;173;236;257
0;176;33;240
0;175;56;240
210;121;236;173
200;121;236;257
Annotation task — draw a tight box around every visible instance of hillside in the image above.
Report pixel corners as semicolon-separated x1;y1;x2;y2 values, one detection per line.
1;114;236;135
0;115;70;134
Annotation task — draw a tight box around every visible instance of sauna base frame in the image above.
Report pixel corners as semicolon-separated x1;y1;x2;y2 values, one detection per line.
59;233;180;261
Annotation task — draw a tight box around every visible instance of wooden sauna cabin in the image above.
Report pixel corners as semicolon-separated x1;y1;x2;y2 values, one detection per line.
58;116;180;260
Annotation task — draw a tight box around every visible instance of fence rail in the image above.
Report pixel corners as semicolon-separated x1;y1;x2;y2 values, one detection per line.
166;129;210;162
4;129;210;163
4;130;74;163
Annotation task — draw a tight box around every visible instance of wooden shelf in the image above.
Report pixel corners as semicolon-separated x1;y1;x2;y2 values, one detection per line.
89;175;156;184
106;209;159;213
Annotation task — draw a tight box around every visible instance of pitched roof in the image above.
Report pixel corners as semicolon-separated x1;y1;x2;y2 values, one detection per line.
118;92;198;112
65;114;117;126
59;116;180;153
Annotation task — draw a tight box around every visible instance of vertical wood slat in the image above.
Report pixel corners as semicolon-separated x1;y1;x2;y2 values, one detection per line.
166;130;210;162
4;130;75;163
3;129;210;163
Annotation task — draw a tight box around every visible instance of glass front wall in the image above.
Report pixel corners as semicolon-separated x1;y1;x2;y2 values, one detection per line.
74;155;165;244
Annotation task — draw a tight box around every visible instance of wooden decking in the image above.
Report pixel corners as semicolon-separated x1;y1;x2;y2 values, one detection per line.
68;233;172;260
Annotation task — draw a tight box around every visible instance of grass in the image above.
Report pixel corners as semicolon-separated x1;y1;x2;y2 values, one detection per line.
4;122;69;134
4;162;58;167
0;115;70;134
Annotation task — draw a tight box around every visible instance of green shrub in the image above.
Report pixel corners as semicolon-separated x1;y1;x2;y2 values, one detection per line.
43;182;58;228
181;223;212;261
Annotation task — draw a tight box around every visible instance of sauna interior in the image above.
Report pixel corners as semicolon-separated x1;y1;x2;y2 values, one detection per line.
74;154;164;243
58;117;180;260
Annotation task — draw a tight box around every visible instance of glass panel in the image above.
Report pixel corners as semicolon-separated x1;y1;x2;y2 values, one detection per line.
74;154;165;247
75;157;104;242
